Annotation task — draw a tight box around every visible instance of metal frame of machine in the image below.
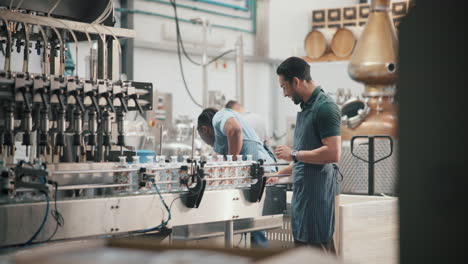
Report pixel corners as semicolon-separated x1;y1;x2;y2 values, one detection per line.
0;2;286;248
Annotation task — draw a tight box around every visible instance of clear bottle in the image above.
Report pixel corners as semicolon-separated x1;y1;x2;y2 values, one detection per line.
170;156;180;192
236;154;244;187
225;155;235;188
156;155;168;193
113;156;128;194
146;156;154;166
244;155;254;187
179;155;190;192
204;155;214;190
217;155;225;188
130;156;141;193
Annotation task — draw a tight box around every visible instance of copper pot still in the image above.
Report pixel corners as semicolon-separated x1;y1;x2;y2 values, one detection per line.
343;0;398;140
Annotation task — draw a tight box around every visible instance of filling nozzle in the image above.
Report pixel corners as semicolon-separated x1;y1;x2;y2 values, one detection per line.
102;110;112;161
116;111;125;156
87;109;97;159
22;107;32;157
38;106;50;157
3;104;15;156
73;109;83;162
55;108;66;160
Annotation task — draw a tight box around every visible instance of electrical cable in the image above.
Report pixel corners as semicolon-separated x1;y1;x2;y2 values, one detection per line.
169;0;203;66
133;182;172;233
170;0;235;66
45;181;64;242
169;196;181;211
207;49;234;65
93;0;113;24
175;35;203;108
41;16;79;76
47;0;62;17
14;0;24;10
236;232;244;247
169;0;238;108
170;0;203;107
25;191;50;245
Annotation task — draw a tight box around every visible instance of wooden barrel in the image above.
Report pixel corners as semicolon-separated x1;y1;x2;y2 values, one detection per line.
304;28;336;59
331;27;363;58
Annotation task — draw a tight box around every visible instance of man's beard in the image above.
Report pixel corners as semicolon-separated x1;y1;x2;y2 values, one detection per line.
292;93;302;105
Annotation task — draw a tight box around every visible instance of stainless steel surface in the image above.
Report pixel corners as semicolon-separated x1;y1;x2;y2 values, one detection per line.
52;168;139;175
264;174;291;178
0;10;136;39
262;163;291;167
55;183;135;190
0;187;284;247
172;215;283;240
224;220;234;248
46;163;118;186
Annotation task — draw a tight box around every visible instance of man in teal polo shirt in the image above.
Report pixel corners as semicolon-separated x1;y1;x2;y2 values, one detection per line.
274;57;341;253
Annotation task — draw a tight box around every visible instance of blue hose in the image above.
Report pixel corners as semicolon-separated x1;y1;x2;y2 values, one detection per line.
25;192;50;245
134;183;172;233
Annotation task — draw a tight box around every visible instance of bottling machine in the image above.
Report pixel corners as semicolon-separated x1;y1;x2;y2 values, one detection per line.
0;1;286;248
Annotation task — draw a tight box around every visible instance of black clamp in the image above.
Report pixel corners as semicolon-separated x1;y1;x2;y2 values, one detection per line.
248;159;267;203
180;161;207;208
13;161;49;193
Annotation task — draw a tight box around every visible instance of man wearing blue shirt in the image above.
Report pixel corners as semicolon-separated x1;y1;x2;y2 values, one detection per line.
197;107;276;247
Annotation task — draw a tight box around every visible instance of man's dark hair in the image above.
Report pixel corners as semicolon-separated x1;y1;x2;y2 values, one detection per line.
197;108;218;129
276;57;312;83
225;100;239;109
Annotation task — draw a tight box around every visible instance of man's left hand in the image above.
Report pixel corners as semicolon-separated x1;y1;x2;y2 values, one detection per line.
275;145;293;161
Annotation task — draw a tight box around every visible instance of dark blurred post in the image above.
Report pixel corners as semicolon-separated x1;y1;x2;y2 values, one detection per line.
398;1;467;263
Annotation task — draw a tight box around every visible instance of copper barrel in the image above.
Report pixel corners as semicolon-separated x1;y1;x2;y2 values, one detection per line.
304;28;336;59
331;27;363;58
348;0;398;96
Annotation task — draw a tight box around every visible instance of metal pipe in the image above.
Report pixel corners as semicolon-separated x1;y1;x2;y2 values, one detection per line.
0;10;136;38
261;162;291;167
201;17;208;108
36;19;64;76
56;183;136;190
188;0;250;11
235;34;244;104
36;25;49;75
2;19;12;72
51;168;139;175
224;220;234;248
191;125;195;159
113;9;255;34
159;124;163;156
144;0;252;20
21;22;30;73
263;174;291;178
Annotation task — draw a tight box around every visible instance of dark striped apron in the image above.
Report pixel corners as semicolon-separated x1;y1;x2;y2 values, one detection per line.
291;91;338;244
